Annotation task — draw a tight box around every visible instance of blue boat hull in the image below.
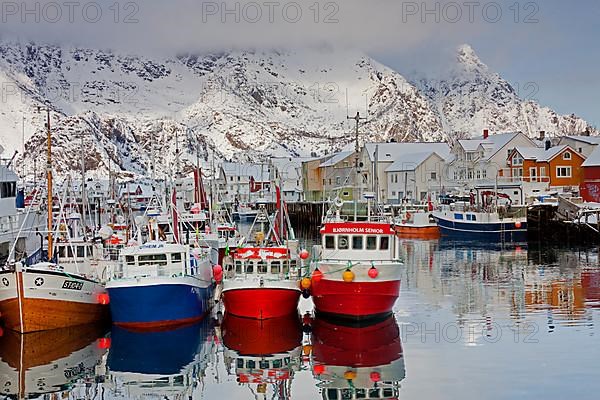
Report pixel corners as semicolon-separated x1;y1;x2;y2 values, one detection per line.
435;217;527;242
108;282;213;329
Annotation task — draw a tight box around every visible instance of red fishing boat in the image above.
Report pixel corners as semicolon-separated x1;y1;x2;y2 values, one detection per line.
220;188;303;319
310;198;403;320
310;315;405;400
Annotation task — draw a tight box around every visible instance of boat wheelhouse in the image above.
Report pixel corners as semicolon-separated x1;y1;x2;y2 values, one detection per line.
311;199;403;321
221;202;301;320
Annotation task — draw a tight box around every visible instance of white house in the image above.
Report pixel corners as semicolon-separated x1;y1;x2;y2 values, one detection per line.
386;151;448;204
218;162;272;203
270;157;310;202
360;142;451;203
557;135;600;158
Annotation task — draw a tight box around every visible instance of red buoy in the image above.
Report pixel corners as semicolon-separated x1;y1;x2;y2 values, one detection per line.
312;268;323;283
370;371;381;382
368;266;379;279
313;364;325;375
299;249;309;260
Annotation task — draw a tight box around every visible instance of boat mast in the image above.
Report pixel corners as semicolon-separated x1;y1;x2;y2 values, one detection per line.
44;108;53;260
348;111;366;221
81;132;87;239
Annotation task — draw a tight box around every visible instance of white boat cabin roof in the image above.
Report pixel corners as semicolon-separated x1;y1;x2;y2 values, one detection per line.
120;241;189;256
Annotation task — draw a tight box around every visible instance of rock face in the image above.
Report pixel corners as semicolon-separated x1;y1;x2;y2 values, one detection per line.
0;41;594;178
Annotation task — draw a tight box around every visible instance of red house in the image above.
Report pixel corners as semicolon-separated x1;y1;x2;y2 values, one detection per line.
580;146;600;202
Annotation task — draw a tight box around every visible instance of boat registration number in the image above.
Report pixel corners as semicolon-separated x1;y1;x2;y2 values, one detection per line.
62;280;83;290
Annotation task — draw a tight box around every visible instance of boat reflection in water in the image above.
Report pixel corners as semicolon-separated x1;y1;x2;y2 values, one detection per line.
106;320;213;398
0;324;108;399
221;313;302;399
311;315;405;400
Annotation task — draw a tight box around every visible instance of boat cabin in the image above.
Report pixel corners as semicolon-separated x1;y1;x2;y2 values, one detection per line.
116;243;195;279
320;385;399;400
320;222;398;261
224;247;298;279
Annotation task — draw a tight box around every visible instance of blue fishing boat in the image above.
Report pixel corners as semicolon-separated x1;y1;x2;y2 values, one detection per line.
106;240;214;330
432;203;527;242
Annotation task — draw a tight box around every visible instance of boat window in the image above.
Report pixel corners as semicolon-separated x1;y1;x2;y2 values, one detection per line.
326;389;339;400
271;260;281;274
225;263;235;278
366;236;377;250
284;357;290;365
324;235;335;249
352;236;363;250
272;359;282;368
237;359;244;368
380;236;389;250
77;246;85;257
369;388;381;398
247;360;256;369
454;213;464;220
245;261;254;274
338;236;349;250
355;389;366;399
125;255;135;265
382;388;394;397
281;260;289;274
259;360;269;369
139;254;168;266
341;389;353;399
235;260;243;274
289;260;296;272
172;253;182;263
58;246;66;258
257;260;267;274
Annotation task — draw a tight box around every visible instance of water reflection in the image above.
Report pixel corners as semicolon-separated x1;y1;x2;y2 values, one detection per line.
0;324;108;399
220;314;303;399
311;316;405;400
106;321;213;398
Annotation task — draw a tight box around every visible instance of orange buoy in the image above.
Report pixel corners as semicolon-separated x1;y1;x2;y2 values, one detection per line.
344;370;357;380
342;269;355;283
301;277;311;289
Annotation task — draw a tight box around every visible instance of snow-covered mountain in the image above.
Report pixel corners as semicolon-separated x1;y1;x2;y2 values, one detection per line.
0;41;594;178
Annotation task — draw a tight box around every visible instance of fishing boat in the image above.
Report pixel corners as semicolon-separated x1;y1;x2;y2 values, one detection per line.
221;313;302;398
0;112;109;333
0;323;108;399
310;315;405;400
106;321;213;399
432;191;527;242
310;196;403;321
232;203;259;222
393;202;440;239
106;208;215;330
221;189;302;319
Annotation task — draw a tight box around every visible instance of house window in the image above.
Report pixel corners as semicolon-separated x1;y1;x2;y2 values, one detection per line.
512;168;523;177
466;152;473;161
540;167;546;179
476;170;481;179
563;151;572;160
556;166;572;178
467;170;473;179
453;171;458;180
512;154;524;166
482;169;487;178
391;191;396;196
430;172;437;180
529;167;538;181
342;191;350;197
335;176;341;185
579;147;583;153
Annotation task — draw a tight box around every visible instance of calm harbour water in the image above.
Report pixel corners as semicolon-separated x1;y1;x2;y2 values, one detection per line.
1;237;599;400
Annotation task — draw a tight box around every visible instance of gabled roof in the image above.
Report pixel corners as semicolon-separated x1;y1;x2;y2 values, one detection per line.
561;135;600;145
319;151;354;168
511;145;582;163
364;142;451;162
385;151;443;172
583;146;600;167
458;132;535;161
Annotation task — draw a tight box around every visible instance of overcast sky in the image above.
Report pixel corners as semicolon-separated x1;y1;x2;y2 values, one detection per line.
1;0;598;125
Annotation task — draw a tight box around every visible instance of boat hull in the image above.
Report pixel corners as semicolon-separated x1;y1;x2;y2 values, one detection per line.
107;280;213;330
311;279;400;321
394;224;440;239
435;217;527;242
222;287;300;319
0;270;108;333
